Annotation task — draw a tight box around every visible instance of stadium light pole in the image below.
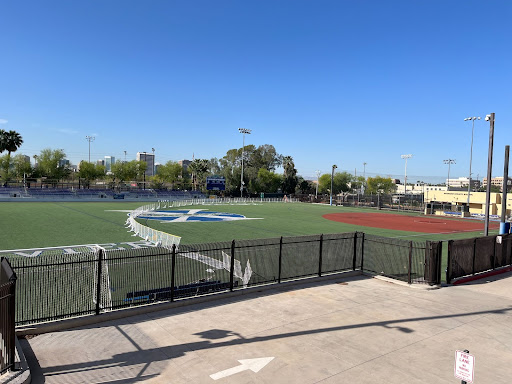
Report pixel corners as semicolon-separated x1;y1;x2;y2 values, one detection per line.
464;117;481;206
401;154;412;195
85;136;95;163
363;162;367;195
152;147;155;175
238;128;252;197
315;170;321;199
330;164;337;206
443;159;456;191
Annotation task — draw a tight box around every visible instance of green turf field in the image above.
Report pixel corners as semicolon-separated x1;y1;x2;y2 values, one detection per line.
0;201;496;250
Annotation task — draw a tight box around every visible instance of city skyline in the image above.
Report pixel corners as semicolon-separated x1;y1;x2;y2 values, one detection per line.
1;1;510;182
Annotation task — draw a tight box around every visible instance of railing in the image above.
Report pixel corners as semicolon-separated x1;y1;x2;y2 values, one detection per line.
0;258;17;374
4;231;441;327
447;234;512;283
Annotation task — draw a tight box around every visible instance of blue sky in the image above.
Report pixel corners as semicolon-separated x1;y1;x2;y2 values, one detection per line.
1;0;511;183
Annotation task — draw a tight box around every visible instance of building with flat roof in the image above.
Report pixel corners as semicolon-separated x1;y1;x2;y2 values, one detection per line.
137;152;155;176
482;176;512;191
104;156;115;172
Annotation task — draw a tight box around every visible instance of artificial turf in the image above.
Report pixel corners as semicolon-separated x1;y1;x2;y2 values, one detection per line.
0;200;496;250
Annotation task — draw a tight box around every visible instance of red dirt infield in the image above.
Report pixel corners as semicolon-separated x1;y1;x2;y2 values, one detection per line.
322;212;500;233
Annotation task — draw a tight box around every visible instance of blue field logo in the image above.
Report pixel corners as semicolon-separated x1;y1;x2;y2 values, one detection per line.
137;209;261;223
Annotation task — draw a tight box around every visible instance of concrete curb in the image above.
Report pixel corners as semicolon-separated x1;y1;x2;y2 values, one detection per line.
368;273;441;290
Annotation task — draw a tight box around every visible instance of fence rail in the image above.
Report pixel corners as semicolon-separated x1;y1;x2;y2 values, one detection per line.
6;232;439;327
0;258;17;374
447;234;512;283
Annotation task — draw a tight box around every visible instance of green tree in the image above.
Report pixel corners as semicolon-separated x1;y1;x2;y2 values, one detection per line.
156;161;183;189
38;148;68;182
78;161;106;188
297;177;314;194
254;168;282;193
0;130;23;181
12;154;33;180
318;172;351;194
188;159;209;190
366;176;397;194
111;160;147;186
282;156;298;194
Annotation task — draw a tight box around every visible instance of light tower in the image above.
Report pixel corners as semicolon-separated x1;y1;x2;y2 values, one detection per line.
443;159;456;191
315;170;321;199
238;128;252;197
85;136;95;163
330;164;337;206
464;116;480;205
401;154;412;195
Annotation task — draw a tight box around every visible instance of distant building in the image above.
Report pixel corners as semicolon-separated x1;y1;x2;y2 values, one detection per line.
178;160;191;172
104;156;115;172
482;176;512;191
58;159;70;168
446;177;480;190
22;155;31;164
137;152;155;176
97;159;105;166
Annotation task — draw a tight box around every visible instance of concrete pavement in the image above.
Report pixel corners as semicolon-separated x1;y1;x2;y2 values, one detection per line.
21;273;512;383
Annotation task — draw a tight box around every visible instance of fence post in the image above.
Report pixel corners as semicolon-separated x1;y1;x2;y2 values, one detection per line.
278;236;283;283
446;240;452;284
352;232;358;270
95;248;104;316
408;241;413;284
360;232;365;272
472;238;477;275
229;240;235;291
170;244;176;302
318;234;323;277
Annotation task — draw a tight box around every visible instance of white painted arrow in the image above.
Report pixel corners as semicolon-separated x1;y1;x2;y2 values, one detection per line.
210;357;274;380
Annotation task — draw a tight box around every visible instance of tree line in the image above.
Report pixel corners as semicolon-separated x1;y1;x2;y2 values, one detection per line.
1;130;400;195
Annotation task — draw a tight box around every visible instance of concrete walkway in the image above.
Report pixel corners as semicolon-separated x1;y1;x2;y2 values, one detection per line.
21;273;512;383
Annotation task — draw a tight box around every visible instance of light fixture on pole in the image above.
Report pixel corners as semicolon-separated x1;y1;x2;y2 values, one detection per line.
330;164;337;206
363;162;367;195
85;136;95;163
315;170;321;199
464;117;480;206
401;154;412;195
238;128;252;197
152;147;155;175
443;159;456;191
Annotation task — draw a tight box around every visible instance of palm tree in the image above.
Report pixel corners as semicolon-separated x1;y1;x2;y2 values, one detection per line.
1;130;23;181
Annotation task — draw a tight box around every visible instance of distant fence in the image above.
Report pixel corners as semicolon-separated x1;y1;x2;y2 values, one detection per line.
0;258;17;374
446;234;512;283
4;232;442;327
127;198;298;248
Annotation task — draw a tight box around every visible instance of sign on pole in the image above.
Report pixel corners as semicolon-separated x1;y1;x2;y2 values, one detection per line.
454;350;475;383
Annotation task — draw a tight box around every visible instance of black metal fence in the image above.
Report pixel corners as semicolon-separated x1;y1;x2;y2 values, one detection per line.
6;232;441;326
447;234;512;283
0;258;17;374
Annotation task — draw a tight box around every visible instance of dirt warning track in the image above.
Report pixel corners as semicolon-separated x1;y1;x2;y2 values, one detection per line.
322;212;500;233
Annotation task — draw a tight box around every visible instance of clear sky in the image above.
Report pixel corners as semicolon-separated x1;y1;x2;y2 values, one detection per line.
1;0;511;184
